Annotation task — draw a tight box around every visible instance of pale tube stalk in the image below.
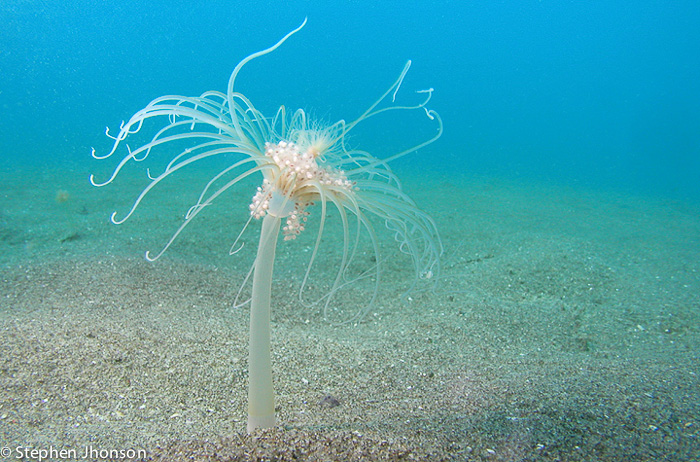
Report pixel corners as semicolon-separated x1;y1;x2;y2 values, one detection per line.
247;213;281;432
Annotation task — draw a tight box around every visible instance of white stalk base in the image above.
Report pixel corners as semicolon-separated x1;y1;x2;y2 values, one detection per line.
247;214;280;433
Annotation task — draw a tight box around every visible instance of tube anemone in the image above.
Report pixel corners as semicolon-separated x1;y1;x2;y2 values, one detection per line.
91;18;442;432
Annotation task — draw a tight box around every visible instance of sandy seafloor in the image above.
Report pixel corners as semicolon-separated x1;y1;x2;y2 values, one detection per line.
0;162;698;461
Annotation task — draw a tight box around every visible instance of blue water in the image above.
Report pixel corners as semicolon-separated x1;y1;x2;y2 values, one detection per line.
1;0;699;200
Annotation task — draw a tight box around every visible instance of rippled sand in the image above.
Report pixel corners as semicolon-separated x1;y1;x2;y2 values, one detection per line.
1;164;698;461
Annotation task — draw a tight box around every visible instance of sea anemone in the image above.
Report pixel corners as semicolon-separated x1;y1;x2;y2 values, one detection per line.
91;18;442;432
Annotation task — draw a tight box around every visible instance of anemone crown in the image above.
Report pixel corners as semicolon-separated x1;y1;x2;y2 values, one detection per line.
91;18;443;320
249;139;354;240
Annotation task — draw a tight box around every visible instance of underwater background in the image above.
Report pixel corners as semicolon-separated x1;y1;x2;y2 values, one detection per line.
2;0;700;201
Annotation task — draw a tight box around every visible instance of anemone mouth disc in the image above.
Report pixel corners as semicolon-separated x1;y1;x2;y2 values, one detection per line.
267;189;295;218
